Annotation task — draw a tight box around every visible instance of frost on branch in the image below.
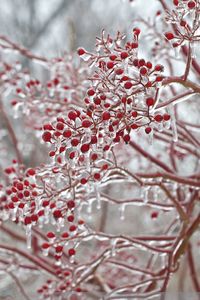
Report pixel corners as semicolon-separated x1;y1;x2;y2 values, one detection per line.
0;1;200;299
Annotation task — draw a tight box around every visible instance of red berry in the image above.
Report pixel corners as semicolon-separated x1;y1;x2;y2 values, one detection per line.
69;225;76;232
42;200;49;207
56;122;64;131
11;99;18;106
120;52;128;59
138;59;145;67
132;111;138;118
67;215;74;222
103;145;110;151
188;1;196;9
165;32;175;40
102;111;110;121
146;61;152;69
42;131;52;143
31;214;38;222
154;114;163;122
115;68;124;75
82;119;92;128
90;135;97;144
67;200;75;209
80;143;90;153
124;81;133;89
91;153;98;160
94;173;101;181
109;54;117;61
24;216;32;225
53;78;59;86
163;114;170;121
133;27;141;36
146;97;154;107
123;134;130;143
154;64;163;72
42;243;50;249
77;48;85;56
24;190;30;197
47;232;55;239
80;178;87;184
53;210;62;219
133;59;139;67
63;129;72;138
173;0;179;5
145;127;152;134
87;89;95;96
55;245;63;253
151;211;158;219
68;111;77;121
156;76;163;82
180;20;186;27
131;123;138;130
107;61;114;69
140;67;148;76
94;97;101;105
27;168;36;176
69;151;75;159
71;138;79;147
131;42;138;49
16;183;23;191
68;248;76;256
62;232;69;238
43;124;53;130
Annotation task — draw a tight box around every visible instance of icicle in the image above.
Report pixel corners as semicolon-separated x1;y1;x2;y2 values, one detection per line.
85;151;91;171
191;42;197;59
42;247;49;257
26;224;32;249
157;122;163;132
111;239;117;257
148;128;154;145
170;106;178;142
13;103;22;119
81;53;91;62
142;186;150;203
119;204;126;221
69;255;75;264
44;207;50;224
94;183;101;209
56;217;64;232
153;186;159;202
11;207;18;221
173;45;181;59
87;201;92;220
38;217;44;228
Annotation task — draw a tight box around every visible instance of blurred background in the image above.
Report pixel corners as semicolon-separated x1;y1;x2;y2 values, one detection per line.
0;0;161;57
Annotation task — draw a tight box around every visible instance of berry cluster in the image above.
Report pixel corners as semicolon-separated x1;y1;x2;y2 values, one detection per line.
77;30;172;140
165;0;200;49
11;55;89;130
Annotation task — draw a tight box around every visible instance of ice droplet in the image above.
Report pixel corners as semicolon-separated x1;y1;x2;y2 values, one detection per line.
26;224;32;249
94;183;101;209
157;122;163;132
42;247;49;257
81;53;91;62
119;204;126;221
148;128;154;145
11;207;18;221
191;42;197;59
111;239;117;257
87;201;93;220
142;186;150;203
169;106;178;142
